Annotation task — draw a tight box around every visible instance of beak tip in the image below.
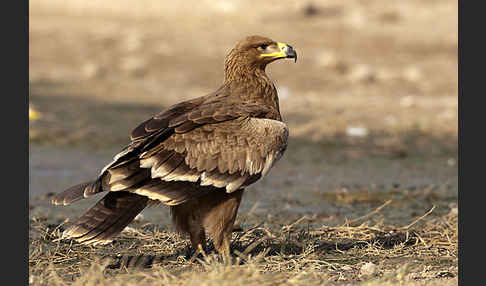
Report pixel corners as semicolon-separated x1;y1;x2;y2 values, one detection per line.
285;44;297;63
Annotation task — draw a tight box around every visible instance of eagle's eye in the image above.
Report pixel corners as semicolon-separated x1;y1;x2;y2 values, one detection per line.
257;44;269;51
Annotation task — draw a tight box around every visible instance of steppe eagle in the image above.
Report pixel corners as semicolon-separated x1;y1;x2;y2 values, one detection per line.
52;35;297;255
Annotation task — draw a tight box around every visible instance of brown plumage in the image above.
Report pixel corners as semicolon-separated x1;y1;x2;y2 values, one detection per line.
52;35;297;255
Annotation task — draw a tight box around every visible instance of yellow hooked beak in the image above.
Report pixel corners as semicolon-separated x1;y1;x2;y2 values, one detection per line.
260;42;297;62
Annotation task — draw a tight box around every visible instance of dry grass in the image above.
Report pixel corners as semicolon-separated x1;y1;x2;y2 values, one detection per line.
29;204;457;285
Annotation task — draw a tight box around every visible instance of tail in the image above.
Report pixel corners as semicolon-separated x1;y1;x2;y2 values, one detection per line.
62;191;148;246
51;180;102;206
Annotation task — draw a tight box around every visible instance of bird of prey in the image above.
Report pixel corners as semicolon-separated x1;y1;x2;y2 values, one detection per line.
52;35;297;256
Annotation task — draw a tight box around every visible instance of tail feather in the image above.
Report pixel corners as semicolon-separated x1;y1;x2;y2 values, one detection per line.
51;181;93;206
83;179;103;197
62;191;148;246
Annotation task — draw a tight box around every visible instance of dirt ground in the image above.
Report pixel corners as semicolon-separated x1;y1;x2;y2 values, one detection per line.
29;0;458;285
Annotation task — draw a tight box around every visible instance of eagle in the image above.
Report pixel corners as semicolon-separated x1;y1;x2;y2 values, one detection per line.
52;35;297;256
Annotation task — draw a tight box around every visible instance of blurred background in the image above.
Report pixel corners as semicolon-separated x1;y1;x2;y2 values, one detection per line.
29;0;457;226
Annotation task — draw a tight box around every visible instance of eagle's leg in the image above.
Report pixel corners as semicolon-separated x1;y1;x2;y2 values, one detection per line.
201;189;244;257
170;202;207;255
190;227;207;255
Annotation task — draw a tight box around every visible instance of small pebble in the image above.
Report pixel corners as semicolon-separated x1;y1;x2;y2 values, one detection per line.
122;226;137;233
134;214;144;221
346;126;369;137
360;262;378;277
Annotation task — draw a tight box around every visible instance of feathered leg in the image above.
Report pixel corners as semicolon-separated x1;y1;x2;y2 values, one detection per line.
201;189;244;256
171;189;244;256
171;200;207;254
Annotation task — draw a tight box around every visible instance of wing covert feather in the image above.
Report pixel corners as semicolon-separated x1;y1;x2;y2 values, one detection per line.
92;97;287;205
141;117;288;192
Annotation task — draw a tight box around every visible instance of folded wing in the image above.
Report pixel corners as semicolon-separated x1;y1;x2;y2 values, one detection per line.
54;97;288;207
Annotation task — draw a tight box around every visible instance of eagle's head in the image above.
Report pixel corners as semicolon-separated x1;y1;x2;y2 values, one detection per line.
224;35;297;79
